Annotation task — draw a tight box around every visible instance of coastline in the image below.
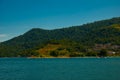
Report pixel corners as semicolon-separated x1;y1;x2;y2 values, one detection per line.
26;56;120;59
0;56;120;59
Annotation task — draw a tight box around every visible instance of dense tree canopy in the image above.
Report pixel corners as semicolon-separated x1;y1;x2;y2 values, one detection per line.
0;17;120;57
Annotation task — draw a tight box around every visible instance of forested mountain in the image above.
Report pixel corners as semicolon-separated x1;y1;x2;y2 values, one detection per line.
0;17;120;57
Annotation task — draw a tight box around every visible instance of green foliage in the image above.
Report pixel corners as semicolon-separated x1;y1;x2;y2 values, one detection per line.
50;51;59;57
85;51;98;56
0;17;120;57
98;49;107;57
69;53;81;57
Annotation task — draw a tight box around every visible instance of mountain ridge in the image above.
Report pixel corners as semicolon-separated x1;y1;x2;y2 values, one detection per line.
0;17;120;57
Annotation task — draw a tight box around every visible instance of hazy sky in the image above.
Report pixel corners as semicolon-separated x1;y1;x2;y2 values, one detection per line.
0;0;120;42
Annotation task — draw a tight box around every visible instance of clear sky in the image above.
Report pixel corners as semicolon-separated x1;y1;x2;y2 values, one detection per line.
0;0;120;42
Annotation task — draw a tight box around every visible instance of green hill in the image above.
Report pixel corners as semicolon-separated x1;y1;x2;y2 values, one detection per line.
0;17;120;57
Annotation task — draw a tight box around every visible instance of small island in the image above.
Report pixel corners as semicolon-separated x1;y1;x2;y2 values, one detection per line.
0;17;120;57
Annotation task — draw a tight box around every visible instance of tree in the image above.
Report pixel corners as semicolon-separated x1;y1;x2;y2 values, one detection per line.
98;49;107;57
50;51;59;57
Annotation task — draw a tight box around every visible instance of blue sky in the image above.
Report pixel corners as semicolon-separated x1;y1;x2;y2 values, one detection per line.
0;0;120;42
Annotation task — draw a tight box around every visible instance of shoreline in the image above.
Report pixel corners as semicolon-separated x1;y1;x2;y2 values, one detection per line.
0;56;120;59
27;56;120;59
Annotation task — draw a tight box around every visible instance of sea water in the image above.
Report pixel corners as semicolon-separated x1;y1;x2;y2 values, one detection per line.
0;58;120;80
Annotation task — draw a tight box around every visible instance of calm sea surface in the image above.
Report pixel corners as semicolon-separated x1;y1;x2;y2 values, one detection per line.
0;58;120;80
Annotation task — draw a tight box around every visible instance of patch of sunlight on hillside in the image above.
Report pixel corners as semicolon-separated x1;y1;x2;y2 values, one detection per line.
111;24;120;29
37;44;61;55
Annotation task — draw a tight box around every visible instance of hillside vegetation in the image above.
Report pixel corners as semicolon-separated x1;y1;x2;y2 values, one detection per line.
0;17;120;57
